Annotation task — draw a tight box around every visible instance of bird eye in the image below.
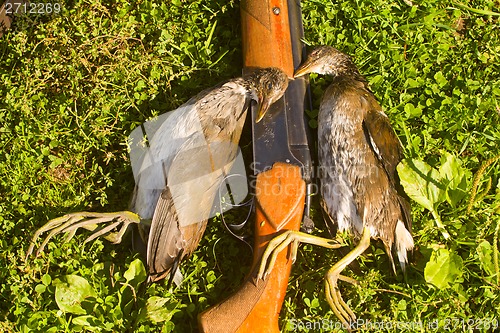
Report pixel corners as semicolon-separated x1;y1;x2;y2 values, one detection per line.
266;81;273;91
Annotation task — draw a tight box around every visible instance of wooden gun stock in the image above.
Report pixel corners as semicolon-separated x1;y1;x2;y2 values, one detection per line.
240;0;295;77
199;163;304;332
199;0;308;331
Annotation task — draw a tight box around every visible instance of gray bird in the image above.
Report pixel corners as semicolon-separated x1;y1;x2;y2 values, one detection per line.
26;67;289;285
258;46;413;328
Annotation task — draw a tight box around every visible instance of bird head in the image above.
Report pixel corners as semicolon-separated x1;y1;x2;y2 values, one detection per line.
294;46;358;78
247;67;289;123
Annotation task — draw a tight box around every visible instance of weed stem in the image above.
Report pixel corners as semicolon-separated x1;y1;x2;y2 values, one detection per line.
494;219;499;285
431;209;450;240
467;154;500;214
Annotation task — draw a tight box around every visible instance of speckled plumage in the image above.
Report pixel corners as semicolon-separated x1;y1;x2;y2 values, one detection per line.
296;46;413;272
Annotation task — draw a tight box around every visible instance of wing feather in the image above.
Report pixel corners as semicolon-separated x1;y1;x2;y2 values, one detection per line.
361;96;412;234
362;106;403;184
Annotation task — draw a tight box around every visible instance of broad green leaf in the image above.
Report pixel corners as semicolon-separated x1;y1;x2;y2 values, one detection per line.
453;283;469;303
72;315;100;330
41;274;52;286
397;159;445;211
35;284;46;294
404;103;422;118
476;240;496;277
124;258;147;286
121;259;148;310
397;299;407;311
140;296;181;323
434;71;448;88
310;298;320;309
369;74;383;86
424;248;463;289
405;77;421;88
54;275;97;315
439;152;469;207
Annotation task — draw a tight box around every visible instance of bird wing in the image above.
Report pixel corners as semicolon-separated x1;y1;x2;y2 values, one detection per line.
146;184;184;283
362;105;403;184
128;101;204;219
145;134;230;282
128;81;242;218
146;113;246;283
362;97;412;233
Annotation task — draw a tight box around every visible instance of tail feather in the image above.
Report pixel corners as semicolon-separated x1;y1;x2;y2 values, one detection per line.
395;220;414;274
167;249;184;288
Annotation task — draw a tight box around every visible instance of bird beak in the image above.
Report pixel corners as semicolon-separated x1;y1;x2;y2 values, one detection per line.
255;96;272;123
293;62;312;78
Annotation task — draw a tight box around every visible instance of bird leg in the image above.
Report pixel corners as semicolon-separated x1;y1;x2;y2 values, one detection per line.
25;211;141;260
257;227;372;332
325;227;371;331
257;230;344;280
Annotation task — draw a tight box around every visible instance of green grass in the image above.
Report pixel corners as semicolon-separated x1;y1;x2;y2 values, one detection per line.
1;0;499;332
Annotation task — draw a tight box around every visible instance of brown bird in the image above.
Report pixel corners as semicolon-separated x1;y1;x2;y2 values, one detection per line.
26;67;289;285
258;46;413;328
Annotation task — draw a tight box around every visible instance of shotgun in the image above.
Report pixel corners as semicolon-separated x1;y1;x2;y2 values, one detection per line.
198;0;312;331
